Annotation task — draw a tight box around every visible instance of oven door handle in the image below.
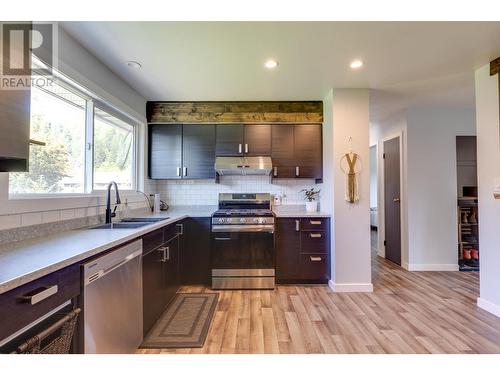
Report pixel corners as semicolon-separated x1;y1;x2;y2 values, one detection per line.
214;237;232;240
212;225;274;233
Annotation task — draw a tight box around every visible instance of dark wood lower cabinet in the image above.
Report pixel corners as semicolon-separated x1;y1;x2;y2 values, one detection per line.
275;217;330;283
179;218;211;285
0;264;81;343
142;223;182;335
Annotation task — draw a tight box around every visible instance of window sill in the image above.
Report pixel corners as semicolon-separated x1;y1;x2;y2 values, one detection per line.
9;190;138;200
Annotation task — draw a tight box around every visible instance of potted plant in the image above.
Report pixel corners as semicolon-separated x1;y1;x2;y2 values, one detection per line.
300;188;320;212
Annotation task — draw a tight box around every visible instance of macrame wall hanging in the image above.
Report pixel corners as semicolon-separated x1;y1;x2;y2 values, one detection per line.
340;137;363;204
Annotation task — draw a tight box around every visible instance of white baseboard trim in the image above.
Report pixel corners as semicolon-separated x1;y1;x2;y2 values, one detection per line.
477;297;500;318
407;263;459;271
377;250;385;258
328;280;373;292
402;262;409;270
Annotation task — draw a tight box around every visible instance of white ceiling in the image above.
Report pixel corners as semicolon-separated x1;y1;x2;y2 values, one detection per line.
61;22;500;121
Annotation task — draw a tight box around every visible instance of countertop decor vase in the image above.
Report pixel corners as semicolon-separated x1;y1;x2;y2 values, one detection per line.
305;201;318;213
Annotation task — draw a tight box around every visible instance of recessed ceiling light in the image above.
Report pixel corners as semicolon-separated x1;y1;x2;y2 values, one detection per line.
350;59;363;69
265;59;279;69
127;61;142;69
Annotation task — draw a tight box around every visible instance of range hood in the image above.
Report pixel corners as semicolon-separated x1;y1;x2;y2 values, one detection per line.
215;156;273;176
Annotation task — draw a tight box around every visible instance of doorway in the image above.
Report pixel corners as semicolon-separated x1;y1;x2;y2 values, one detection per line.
383;136;402;265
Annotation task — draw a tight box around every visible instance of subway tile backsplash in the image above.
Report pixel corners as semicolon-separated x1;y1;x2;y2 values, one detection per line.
154;176;323;206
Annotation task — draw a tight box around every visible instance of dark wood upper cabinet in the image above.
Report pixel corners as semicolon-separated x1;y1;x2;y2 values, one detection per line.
148;124;182;179
294;124;322;180
182;125;216;179
149;124;216;180
216;124;244;156
243;124;271;156
271;125;296;178
149;122;323;182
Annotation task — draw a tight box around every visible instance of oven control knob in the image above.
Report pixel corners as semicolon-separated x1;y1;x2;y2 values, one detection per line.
239;218;246;223
259;218;266;224
252;218;259;223
218;218;225;224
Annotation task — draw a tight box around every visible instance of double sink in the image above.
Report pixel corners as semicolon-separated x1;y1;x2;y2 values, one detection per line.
90;217;170;230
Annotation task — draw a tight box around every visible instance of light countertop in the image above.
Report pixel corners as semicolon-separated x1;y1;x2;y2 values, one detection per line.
272;205;331;218
0;204;330;295
0;205;216;295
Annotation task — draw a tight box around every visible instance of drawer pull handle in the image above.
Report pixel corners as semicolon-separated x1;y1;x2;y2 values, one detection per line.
158;246;170;262
310;233;322;238
295;220;300;231
310;220;322;225
310;256;322;262
23;285;58;305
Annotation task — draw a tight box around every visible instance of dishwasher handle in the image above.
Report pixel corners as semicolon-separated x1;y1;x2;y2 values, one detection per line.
84;248;142;286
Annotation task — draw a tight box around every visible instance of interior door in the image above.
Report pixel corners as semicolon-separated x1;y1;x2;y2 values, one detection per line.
182;125;216;179
243;124;271;155
384;137;401;265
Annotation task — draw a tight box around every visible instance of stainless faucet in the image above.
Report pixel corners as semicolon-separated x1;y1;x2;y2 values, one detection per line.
105;181;121;224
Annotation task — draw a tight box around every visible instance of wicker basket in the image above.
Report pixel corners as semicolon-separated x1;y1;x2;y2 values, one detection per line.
13;308;81;354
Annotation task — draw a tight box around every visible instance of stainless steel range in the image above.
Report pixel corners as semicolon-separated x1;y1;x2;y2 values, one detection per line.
211;193;275;290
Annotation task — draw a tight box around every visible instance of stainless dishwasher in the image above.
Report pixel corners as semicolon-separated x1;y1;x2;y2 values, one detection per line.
82;239;143;353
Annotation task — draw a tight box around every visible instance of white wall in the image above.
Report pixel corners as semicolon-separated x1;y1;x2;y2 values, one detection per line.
0;25;150;231
475;64;500;317
406;107;475;270
371;107;476;271
330;89;372;292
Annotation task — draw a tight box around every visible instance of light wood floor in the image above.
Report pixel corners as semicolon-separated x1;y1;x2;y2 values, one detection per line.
138;232;500;354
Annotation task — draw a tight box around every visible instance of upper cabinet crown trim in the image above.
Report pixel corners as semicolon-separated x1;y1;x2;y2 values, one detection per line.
146;101;323;124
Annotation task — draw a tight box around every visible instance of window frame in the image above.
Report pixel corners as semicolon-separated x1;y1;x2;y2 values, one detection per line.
8;59;139;198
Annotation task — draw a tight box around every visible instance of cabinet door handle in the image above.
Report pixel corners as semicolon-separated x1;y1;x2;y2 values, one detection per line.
295;166;300;177
310;233;322;238
176;223;183;235
166;246;170;261
310;220;322;225
158;246;168;262
273;166;277;177
245;143;248;153
176;167;181;177
238;144;242;153
23;285;58;305
310;256;322;262
183;167;187;177
295;220;300;231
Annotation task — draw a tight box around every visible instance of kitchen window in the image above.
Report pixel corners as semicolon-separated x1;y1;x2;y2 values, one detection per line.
9;62;138;196
93;107;135;191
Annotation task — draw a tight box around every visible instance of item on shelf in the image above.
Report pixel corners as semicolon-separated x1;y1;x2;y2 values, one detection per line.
469;211;477;224
461;211;469;224
463;186;478;198
471;248;479;259
463;249;472;260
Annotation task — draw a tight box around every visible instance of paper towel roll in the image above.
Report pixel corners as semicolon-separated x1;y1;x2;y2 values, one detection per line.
154;193;161;213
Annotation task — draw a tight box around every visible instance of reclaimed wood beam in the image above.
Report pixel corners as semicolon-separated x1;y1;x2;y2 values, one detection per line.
146;101;323;124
